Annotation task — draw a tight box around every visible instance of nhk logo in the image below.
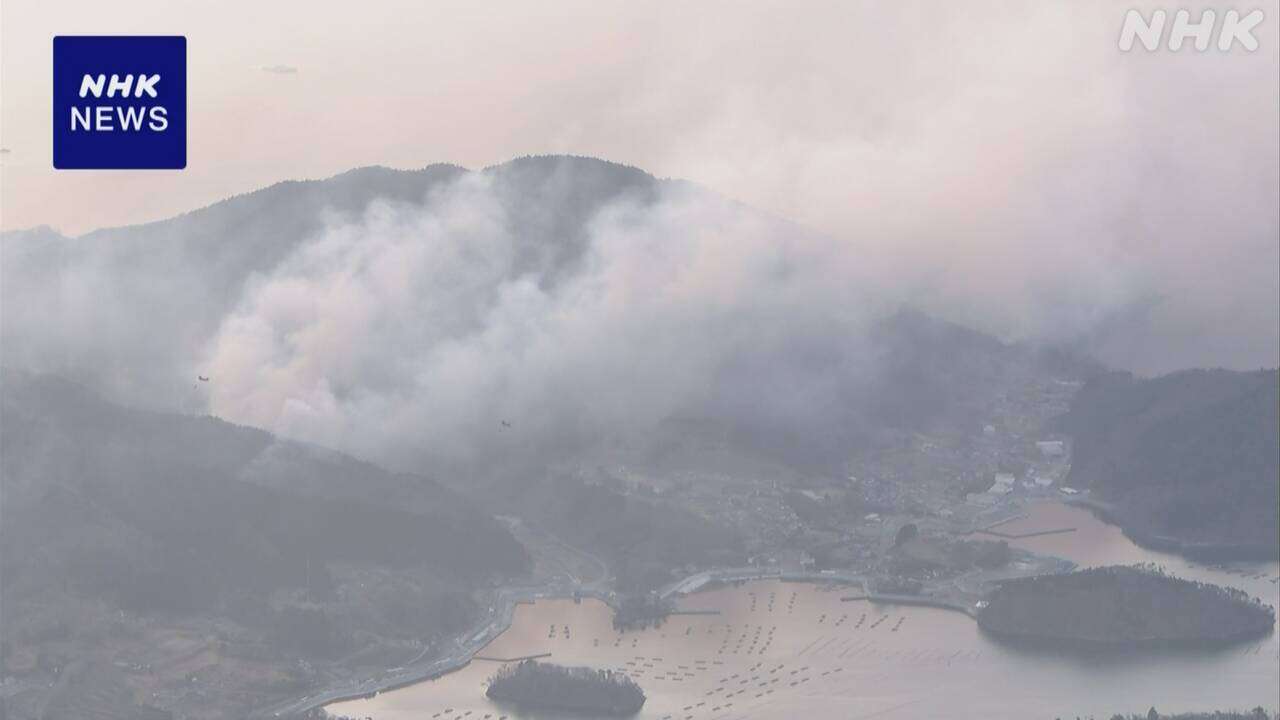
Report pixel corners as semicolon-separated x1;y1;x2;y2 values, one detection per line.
53;36;186;169
73;74;169;132
1119;8;1265;51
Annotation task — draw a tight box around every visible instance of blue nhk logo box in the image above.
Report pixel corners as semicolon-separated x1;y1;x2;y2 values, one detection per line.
53;36;186;169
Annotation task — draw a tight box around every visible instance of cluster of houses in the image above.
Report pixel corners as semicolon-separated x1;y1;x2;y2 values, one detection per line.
963;438;1076;506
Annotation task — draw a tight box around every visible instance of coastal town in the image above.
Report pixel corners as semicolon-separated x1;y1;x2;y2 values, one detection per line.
256;365;1135;718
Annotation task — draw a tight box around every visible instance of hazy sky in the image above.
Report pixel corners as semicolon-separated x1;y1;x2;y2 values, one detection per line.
1;0;1277;374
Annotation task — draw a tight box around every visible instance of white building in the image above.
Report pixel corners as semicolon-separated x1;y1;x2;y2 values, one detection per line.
987;472;1016;495
1036;440;1066;457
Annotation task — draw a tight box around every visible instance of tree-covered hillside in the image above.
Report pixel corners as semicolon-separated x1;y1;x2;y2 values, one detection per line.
1060;369;1279;556
0;370;529;719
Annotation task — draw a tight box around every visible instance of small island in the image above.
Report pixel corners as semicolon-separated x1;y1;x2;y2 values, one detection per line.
978;565;1275;648
486;660;646;716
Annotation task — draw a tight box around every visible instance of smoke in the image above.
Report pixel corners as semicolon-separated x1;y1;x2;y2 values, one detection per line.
196;169;881;471
1;1;1276;475
607;1;1279;375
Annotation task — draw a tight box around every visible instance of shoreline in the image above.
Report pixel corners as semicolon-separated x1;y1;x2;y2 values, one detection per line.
976;623;1275;652
1066;497;1280;563
250;588;614;719
262;498;1277;719
844;592;977;618
258;571;874;718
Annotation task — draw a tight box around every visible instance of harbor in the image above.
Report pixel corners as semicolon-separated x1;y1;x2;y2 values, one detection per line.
326;502;1279;720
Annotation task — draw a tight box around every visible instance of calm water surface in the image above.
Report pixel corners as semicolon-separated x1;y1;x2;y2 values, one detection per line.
330;503;1279;719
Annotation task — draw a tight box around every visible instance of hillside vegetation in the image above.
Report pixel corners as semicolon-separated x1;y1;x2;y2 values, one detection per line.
0;371;529;719
1060;369;1279;557
978;565;1275;647
486;660;645;716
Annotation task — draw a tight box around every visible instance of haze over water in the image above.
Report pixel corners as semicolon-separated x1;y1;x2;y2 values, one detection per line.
331;503;1280;720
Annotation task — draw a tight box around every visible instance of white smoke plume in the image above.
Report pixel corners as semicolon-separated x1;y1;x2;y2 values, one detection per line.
198;170;881;471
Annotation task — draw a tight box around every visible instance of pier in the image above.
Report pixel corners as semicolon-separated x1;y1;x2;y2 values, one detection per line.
978;527;1076;540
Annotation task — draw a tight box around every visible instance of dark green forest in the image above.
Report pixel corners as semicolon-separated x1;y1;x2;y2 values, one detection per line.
486;660;645;715
979;565;1275;647
1060;369;1279;556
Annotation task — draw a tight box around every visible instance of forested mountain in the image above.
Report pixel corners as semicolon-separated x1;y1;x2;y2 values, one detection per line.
2;156;1086;482
1060;369;1279;556
0;370;528;719
1;371;528;605
0;157;659;415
